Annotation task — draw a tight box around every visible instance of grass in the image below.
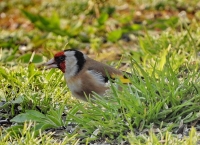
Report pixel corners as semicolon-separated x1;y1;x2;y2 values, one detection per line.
1;0;200;144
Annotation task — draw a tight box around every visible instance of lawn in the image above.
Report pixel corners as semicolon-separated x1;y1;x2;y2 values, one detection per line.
0;0;200;144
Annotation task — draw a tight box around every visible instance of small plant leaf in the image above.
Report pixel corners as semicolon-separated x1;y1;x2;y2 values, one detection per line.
0;67;8;79
10;113;32;123
107;29;122;42
28;63;35;78
18;54;43;63
10;110;46;123
98;13;108;25
25;110;46;118
21;10;38;23
11;96;24;104
6;125;24;135
45;69;56;81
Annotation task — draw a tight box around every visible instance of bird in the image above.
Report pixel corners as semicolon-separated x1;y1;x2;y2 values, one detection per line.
44;49;131;101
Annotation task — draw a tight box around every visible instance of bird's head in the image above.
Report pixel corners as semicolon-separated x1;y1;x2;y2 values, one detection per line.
45;49;86;75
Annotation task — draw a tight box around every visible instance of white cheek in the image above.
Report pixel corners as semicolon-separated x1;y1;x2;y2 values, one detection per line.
65;57;78;78
66;57;76;66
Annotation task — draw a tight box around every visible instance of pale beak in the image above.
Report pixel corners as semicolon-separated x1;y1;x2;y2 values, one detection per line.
44;58;58;69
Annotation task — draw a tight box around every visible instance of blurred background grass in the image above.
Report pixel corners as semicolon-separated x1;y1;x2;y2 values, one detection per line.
0;0;200;64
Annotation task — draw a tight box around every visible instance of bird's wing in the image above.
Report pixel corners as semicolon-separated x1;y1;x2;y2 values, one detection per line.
85;58;131;84
110;71;132;84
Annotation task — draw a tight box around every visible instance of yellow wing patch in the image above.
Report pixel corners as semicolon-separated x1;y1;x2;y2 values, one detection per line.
110;74;131;84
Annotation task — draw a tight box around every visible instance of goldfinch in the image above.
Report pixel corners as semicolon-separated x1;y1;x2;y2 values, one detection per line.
45;49;130;101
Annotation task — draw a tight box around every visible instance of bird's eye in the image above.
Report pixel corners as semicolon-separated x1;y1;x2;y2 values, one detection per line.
59;56;65;61
55;55;65;62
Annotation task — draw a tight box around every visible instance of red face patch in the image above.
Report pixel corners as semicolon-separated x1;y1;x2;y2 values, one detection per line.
60;61;66;73
54;51;64;57
54;51;66;73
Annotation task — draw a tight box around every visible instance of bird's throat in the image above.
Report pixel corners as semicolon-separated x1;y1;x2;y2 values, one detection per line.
59;61;66;73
